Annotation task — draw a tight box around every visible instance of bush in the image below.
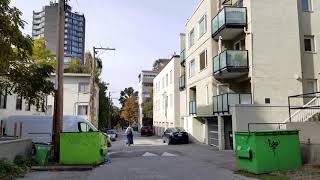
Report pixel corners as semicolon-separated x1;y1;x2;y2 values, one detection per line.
0;156;32;180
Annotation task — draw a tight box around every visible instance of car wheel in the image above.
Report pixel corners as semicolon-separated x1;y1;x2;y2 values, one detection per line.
163;138;166;143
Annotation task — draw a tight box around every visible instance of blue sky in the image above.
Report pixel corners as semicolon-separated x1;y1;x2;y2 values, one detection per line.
11;0;199;106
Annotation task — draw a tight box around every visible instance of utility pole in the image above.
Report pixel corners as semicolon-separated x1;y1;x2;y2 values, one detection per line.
52;0;66;162
89;47;115;127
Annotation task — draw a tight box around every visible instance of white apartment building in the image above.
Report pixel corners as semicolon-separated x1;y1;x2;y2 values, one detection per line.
179;0;319;150
0;95;45;122
153;55;181;136
47;73;99;127
138;70;157;128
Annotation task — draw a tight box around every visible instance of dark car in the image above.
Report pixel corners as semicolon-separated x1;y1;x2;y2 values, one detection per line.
140;126;153;136
162;127;189;145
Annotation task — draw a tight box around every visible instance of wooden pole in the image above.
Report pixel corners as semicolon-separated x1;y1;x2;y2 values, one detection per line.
52;0;65;162
19;122;22;138
14;122;17;138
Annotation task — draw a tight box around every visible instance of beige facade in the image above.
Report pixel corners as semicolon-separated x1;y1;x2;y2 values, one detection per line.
153;56;181;136
179;0;318;150
47;73;99;127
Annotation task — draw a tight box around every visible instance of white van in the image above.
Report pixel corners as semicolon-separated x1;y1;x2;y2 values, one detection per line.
4;115;98;143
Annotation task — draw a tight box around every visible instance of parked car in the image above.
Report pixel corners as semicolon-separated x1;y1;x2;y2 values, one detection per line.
109;129;118;138
162;127;189;145
106;130;117;141
140;126;153;136
102;133;112;147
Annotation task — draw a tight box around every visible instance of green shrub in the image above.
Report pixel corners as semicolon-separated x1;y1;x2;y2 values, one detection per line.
0;155;32;180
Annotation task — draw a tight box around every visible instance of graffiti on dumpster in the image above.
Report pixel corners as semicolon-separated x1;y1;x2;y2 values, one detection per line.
267;139;280;156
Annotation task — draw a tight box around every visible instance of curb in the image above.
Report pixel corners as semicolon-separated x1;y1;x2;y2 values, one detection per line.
31;165;94;171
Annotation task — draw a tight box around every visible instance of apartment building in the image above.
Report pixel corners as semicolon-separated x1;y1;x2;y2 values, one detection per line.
47;73;99;127
138;70;157;128
180;0;318;150
33;2;86;63
153;55;181;136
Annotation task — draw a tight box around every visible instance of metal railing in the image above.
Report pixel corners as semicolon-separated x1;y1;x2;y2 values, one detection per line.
285;92;320;123
179;75;186;90
212;7;247;36
189;101;197;115
213;50;248;74
213;93;252;114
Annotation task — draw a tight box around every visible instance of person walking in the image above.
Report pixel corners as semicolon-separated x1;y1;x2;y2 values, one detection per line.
125;125;134;146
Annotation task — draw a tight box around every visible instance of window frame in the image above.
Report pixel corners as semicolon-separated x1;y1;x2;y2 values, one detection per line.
189;59;196;78
199;49;208;71
0;94;7;109
16;96;22;111
302;0;313;12
78;82;89;93
304;35;316;53
78;105;88;116
198;14;207;38
188;28;195;48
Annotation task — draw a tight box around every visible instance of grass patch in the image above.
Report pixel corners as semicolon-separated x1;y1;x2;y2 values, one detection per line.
0;155;33;180
236;170;290;180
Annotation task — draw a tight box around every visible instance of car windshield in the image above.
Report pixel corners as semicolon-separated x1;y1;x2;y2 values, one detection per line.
172;127;186;132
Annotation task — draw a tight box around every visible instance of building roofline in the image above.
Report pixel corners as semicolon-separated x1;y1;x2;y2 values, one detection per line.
185;0;205;26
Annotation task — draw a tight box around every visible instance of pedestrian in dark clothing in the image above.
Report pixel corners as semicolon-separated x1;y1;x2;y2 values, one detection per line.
125;126;134;146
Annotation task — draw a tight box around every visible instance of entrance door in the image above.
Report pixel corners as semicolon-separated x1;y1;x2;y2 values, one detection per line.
207;118;219;147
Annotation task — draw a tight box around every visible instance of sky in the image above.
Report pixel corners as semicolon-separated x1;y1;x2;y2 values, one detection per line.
11;0;199;107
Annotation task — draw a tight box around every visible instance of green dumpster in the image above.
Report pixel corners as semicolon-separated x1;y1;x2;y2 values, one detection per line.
235;130;302;174
33;143;52;166
60;132;108;165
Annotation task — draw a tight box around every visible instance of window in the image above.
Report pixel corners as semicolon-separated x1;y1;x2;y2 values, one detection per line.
170;94;173;107
162;77;165;88
302;0;312;12
78;122;93;132
199;50;208;71
199;15;207;37
170;70;173;84
265;98;271;104
0;94;7;109
16;96;22;110
78;105;88;115
166;74;168;86
189;60;195;77
79;83;89;93
304;35;315;52
25;100;31;111
47;105;53;115
188;28;195;48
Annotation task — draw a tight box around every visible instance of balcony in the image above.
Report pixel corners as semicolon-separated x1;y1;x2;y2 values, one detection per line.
213;50;248;79
213;93;252;114
211;7;247;40
180;49;186;65
189;101;197;115
179;75;186;90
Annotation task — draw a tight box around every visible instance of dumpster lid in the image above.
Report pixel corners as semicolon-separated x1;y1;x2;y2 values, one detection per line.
236;130;299;135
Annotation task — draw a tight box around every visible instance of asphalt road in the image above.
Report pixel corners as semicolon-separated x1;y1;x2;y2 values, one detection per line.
20;132;254;180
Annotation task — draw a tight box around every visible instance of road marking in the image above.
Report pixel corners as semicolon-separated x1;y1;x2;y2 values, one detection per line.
161;152;177;157
142;152;158;157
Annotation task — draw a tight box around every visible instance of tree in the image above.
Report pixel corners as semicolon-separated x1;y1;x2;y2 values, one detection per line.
32;39;55;68
64;58;82;73
119;87;138;107
0;0;54;103
120;96;139;125
98;80;109;129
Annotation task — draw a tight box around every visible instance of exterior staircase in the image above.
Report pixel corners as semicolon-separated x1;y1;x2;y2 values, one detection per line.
284;97;320;123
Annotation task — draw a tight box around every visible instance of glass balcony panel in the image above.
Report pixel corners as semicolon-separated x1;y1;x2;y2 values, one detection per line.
213;55;220;72
226;51;248;67
217;95;223;112
212;17;219;34
222;94;228;112
213;96;218;112
240;94;252;104
225;8;246;25
220;51;227;70
218;9;226;30
228;94;240;107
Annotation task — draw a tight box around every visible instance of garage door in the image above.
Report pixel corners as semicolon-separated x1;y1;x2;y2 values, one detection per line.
208;119;219;147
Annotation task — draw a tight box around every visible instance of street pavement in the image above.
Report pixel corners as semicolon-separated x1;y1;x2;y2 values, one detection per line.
20;131;254;180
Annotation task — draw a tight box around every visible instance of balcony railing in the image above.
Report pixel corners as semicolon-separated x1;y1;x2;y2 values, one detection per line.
189;101;197;115
179;75;186;90
213;50;248;79
211;7;247;40
213;93;252;114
